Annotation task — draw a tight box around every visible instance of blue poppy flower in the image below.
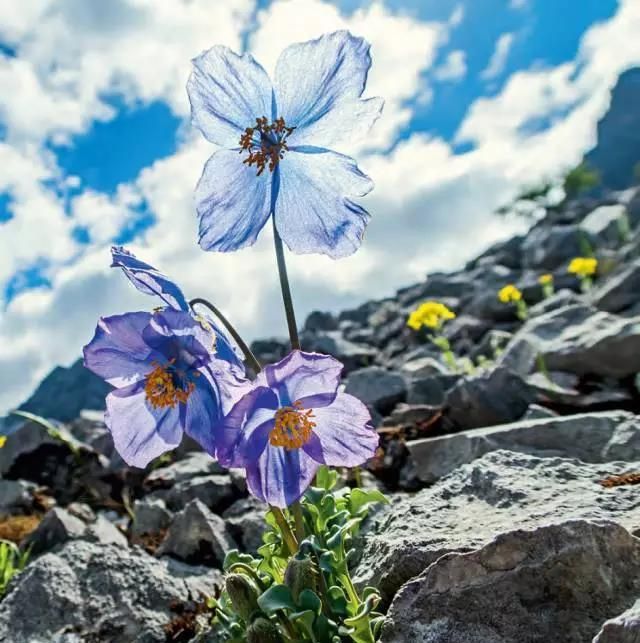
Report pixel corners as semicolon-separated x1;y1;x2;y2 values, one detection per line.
83;309;249;467
217;350;379;507
110;246;242;370
187;30;383;259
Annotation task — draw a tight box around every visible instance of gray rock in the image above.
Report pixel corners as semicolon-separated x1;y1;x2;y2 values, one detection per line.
444;367;533;430
24;507;86;555
522;224;594;270
408;410;640;483
165;474;236;513
379;521;640;643
592;259;640;313
0;540;222;643
132;497;173;536
223;497;267;554
407;374;459;406
157;499;236;566
594;598;640;643
354;449;640;604
304;310;338;332
527;288;582;317
510;304;640;377
144;452;225;489
345;367;407;413
0;479;36;515
302;331;377;372
522;403;558;420
580;204;628;244
24;506;127;555
469;329;512;361
399;356;449;379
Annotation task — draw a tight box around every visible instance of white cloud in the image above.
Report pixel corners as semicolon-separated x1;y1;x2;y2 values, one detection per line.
481;32;515;80
434;50;467;82
509;0;528;9
449;5;464;27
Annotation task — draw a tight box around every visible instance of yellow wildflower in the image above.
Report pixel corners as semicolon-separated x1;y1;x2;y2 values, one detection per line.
567;257;597;278
0;436;6;448
538;274;553;285
498;284;522;304
407;301;455;331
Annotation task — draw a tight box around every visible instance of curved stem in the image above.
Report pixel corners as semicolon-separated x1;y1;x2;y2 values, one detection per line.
272;217;301;351
189;297;262;373
270;505;298;555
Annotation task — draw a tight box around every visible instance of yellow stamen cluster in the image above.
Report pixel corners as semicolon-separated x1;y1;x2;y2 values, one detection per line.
538;274;553;286
498;284;522;304
567;257;597;278
239;116;296;176
144;361;195;409
270;401;315;450
407;301;456;331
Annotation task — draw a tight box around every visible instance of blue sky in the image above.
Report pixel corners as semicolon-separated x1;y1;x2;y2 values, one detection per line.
0;0;638;411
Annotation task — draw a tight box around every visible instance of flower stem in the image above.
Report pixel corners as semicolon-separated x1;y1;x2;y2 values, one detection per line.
189;297;262;373
270;505;298;554
291;501;305;542
272;217;301;351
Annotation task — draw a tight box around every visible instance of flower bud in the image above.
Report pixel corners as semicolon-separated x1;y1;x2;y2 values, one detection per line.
283;554;318;602
246;617;282;643
225;573;260;621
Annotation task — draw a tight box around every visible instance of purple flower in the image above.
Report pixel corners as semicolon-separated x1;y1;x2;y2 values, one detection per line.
83;308;249;467
187;31;383;259
110;246;242;370
217;351;379;507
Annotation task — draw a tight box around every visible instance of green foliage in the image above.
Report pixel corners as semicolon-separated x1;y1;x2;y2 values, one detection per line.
0;540;29;597
563;162;599;198
10;410;81;456
210;469;388;642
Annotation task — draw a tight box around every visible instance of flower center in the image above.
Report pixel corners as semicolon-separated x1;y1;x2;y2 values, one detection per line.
270;401;315;450
239;116;296;176
144;360;196;409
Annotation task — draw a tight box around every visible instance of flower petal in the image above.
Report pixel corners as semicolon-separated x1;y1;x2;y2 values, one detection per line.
105;382;182;467
303;391;378;467
196;148;273;252
246;444;320;508
179;375;223;456
188;46;274;148
274;148;373;258
83;312;155;387
111;246;189;311
217;385;278;467
274;31;382;148
256;350;342;408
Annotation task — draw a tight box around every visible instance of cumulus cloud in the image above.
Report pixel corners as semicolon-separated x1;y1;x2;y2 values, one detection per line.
481;32;515;80
434;50;467;82
0;0;639;413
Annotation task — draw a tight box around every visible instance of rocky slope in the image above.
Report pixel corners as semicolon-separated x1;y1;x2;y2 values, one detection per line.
2;74;640;643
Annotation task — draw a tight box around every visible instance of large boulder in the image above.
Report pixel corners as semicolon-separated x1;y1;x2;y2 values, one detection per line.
354;450;640;604
379;520;640;643
503;304;640;377
594;598;640;643
591;258;640;313
0;540;222;643
407;410;640;482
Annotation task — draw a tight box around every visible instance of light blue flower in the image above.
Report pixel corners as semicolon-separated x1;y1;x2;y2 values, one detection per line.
187;30;383;259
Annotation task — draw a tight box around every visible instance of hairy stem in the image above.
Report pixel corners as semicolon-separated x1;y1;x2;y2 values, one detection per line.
270;505;298;554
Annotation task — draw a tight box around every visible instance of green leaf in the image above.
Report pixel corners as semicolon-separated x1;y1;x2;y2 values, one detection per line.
257;584;295;613
349;488;388;516
297;588;322;615
290;609;316;635
315;466;338;491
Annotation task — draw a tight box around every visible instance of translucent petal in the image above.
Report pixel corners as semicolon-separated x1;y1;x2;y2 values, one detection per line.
196;148;273;252
187;46;273;148
256;350;342;408
83;312;154;388
274;148;373;258
274;31;382;148
304;391;377;467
